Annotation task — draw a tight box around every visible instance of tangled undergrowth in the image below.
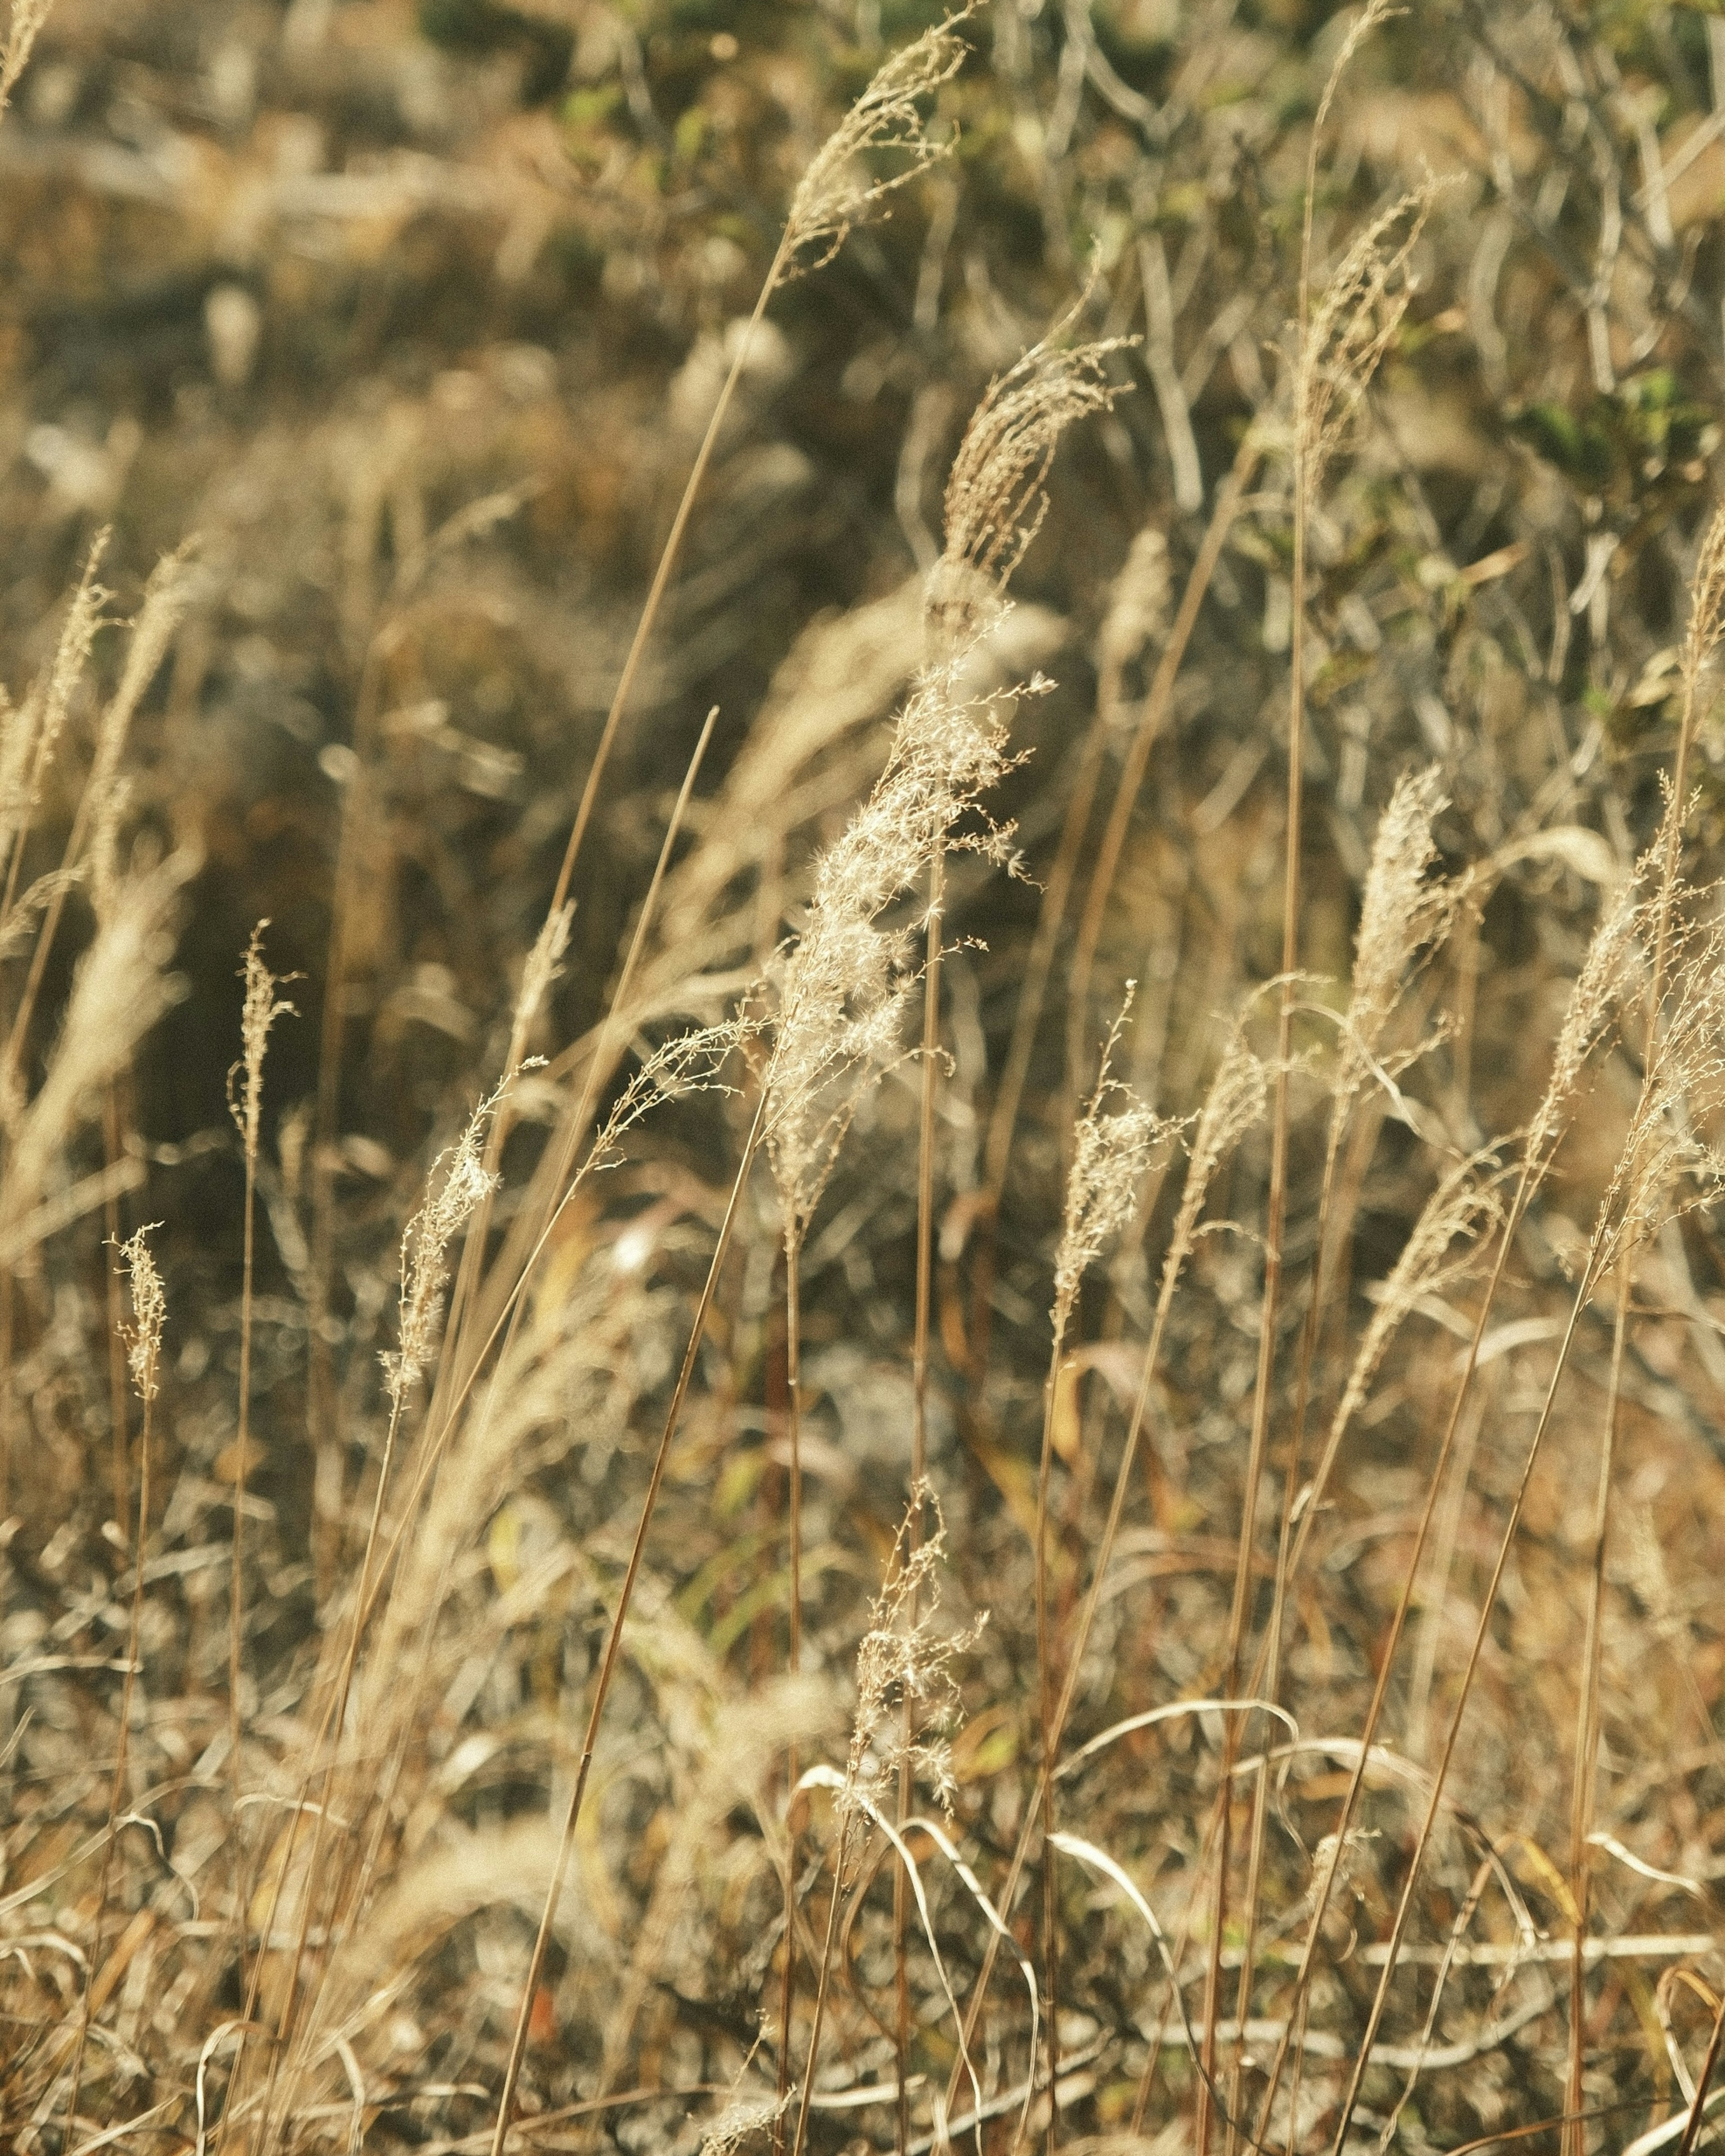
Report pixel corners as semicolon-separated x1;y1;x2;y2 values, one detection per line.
6;0;1725;2151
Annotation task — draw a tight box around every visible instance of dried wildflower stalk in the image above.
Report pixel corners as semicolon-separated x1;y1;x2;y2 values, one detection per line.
243;1078;522;2143
225;925;296;1837
1212;11;1443;2106
1322;878;1725;2156
1246;851;1658;2144
61;1224;164;2140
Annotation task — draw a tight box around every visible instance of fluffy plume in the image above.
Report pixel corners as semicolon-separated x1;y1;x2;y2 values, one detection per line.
765;642;1028;1234
1336;767;1458;1106
843;1486;980;1821
1054;990;1168;1331
80;543;197;881
781;11;972;278
0;537;108;892
386;1085;509;1405
1683;500;1725;684
1592;919;1725;1282
117;1223;165;1403
1168;1017;1269;1266
1525;868;1646;1178
766;338;1115;1231
1292;1151;1502;1571
227;922;297;1165
0;852;190;1231
930;320;1129;642
506;899;573;1071
1297;182;1440;501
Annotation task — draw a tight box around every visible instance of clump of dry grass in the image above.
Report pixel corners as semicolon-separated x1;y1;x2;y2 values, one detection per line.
14;4;1725;2154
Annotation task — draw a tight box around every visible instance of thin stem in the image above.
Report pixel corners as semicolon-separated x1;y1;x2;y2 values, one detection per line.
774;1231;805;2156
231;1080;260;1864
1328;1272;1596;2152
102;1081;129;1533
789;1804;860;2156
62;1360;155;2141
487;1089;770;2156
1033;1320;1067;2156
1566;1288;1628;2156
897;844;943;2155
545;248;787;937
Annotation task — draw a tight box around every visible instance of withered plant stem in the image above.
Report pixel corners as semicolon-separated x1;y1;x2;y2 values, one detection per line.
64;1228;159;2145
898;841;943;2156
773;1232;805;2156
487;1089;769;2156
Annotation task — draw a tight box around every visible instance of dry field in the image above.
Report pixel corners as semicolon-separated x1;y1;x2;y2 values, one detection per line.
5;0;1725;2151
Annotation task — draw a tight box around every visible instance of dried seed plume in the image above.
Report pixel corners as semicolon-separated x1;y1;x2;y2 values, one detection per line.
782;10;972;279
1054;988;1167;1333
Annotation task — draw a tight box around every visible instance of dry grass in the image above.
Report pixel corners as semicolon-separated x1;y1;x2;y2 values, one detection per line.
5;3;1725;2154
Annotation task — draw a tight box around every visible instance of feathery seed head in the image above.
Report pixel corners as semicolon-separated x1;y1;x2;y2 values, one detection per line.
781;11;972;281
385;1082;510;1405
930;323;1131;645
845;1485;981;1822
117;1224;166;1404
1297;182;1441;500
227;921;298;1163
1337;767;1458;1102
1527;867;1646;1177
1054;989;1169;1332
1594;916;1725;1278
0;0;54;115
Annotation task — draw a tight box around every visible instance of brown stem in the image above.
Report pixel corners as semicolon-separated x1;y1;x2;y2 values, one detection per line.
487;1090;769;2156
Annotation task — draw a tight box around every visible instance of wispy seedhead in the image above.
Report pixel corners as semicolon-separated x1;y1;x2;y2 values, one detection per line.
0;0;53;115
781;10;972;279
506;899;573;1072
1336;767;1458;1107
227;922;298;1165
116;1224;165;1404
83;542;197;875
1334;1152;1501;1443
1593;918;1725;1281
765;641;1033;1236
0;536;109;885
1526;867;1646;1178
1297;181;1441;503
845;1485;981;1821
1683;501;1725;686
0;853;189;1224
386;1083;509;1406
931;319;1130;643
1167;1016;1269;1266
1054;989;1168;1333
